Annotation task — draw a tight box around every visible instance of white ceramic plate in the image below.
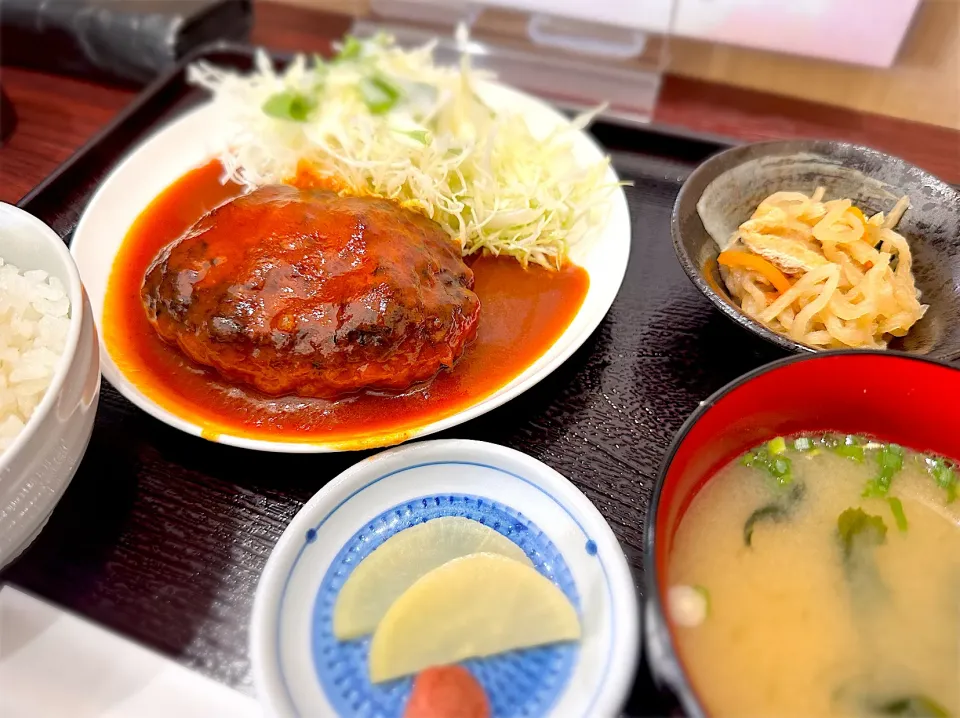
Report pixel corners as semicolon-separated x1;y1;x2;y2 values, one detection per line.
250;439;639;718
70;81;631;452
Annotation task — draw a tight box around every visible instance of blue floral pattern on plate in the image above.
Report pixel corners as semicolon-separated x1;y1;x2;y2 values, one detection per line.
311;494;580;718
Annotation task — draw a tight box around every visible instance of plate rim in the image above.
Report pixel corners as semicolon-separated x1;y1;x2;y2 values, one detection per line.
70;81;631;452
249;438;641;718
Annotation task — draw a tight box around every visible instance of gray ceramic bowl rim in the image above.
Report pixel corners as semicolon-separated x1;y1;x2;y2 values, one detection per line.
0;203;86;475
641;349;960;718
670;139;955;357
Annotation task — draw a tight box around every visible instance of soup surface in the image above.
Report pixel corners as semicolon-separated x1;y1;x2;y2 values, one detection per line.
668;436;960;718
102;160;589;446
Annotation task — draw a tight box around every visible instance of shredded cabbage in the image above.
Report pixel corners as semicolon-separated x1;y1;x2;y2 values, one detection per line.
187;32;616;268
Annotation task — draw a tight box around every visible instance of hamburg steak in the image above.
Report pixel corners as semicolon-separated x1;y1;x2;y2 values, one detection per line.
141;186;480;398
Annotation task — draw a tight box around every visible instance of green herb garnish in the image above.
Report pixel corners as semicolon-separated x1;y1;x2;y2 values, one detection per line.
834;434;865;462
872;695;950;717
359;74;401;114
927;457;958;504
392;128;429;144
262;90;316;122
335;35;363;62
768;436;787;455
863;443;905;498
741;444;793;488
837;507;888;561
886;497;908;532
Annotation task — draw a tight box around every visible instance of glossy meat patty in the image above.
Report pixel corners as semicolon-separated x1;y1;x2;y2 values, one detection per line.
141;186;480;398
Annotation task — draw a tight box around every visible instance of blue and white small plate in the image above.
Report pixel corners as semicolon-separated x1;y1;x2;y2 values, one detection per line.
250;439;640;718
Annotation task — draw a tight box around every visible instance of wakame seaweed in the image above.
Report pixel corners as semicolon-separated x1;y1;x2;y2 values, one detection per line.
743;482;806;547
871;695;950;717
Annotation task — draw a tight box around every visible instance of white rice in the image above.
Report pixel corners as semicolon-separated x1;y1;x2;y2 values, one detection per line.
0;257;71;455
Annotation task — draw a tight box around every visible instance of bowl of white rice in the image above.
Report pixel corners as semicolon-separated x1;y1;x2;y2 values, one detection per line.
0;202;100;568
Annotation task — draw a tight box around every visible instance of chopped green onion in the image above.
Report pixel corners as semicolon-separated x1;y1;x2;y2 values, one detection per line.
886;497;908;532
359;74;401;114
878;444;904;472
834;435;865;462
335;35;362;62
836;445;865;461
768;436;787;455
742;445;793;488
863;443;905;498
262;90;316;122
927;458;958;504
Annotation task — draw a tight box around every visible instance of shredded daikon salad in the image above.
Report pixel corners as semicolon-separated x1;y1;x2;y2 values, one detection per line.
717;189;927;349
187;31;617;269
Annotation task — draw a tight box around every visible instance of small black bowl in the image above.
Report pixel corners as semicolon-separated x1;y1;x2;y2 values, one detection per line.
671;139;960;360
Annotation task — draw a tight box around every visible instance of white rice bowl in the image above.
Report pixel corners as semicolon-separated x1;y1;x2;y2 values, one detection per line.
0;258;71;454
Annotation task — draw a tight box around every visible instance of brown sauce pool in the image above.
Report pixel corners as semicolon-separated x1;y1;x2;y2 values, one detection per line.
103;160;590;447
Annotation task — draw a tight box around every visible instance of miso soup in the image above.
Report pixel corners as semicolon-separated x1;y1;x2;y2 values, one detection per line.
668;435;960;718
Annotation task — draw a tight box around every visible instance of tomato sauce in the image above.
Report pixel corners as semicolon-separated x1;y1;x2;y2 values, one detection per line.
103;161;590;446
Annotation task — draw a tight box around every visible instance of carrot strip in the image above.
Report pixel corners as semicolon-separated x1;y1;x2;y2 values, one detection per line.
717;250;793;294
847;206;867;226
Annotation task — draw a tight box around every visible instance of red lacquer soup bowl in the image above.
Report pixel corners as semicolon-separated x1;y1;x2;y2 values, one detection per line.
642;351;960;717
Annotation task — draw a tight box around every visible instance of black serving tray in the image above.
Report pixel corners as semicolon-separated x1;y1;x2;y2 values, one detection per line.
4;43;790;717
